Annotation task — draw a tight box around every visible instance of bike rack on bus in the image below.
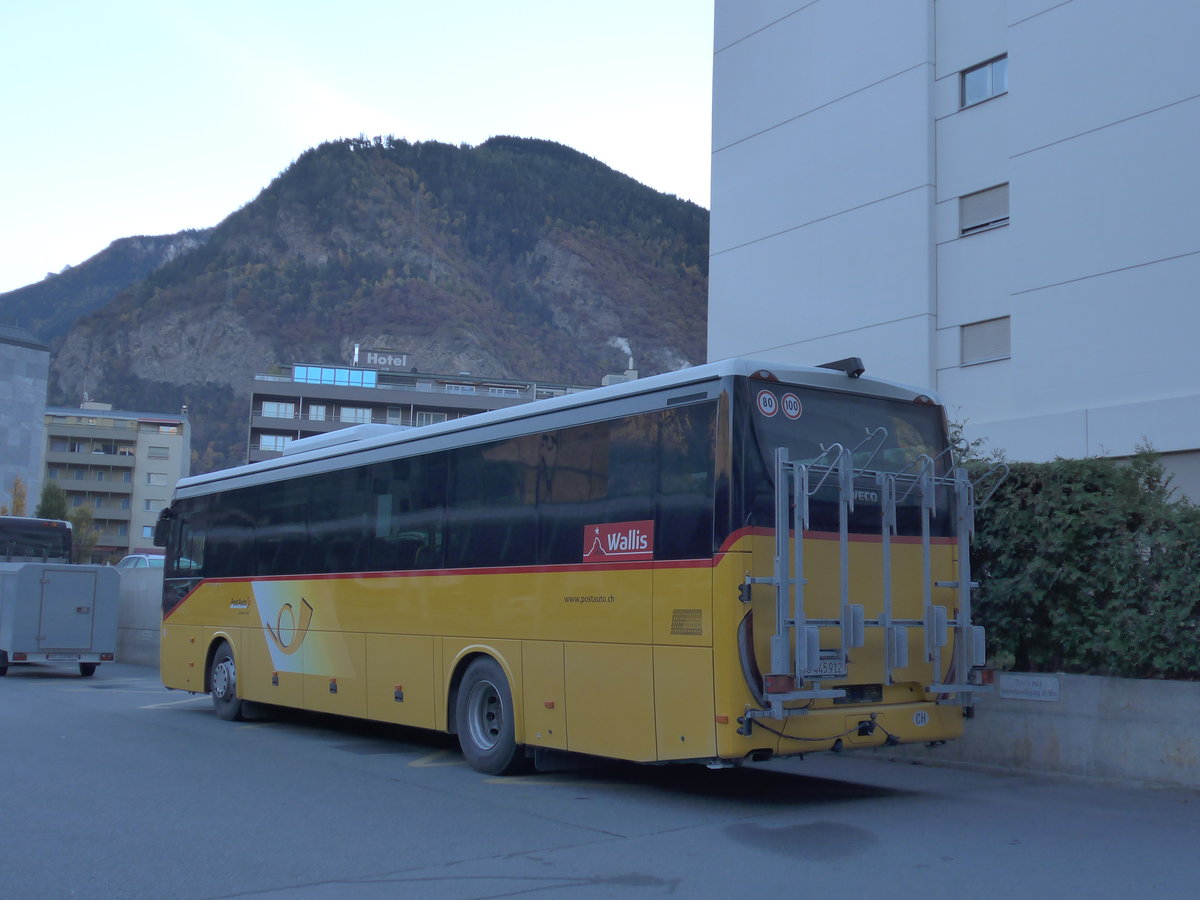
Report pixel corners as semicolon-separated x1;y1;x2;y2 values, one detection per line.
742;431;1007;726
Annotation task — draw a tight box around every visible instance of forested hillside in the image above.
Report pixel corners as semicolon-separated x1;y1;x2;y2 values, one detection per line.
50;136;709;472
0;231;211;342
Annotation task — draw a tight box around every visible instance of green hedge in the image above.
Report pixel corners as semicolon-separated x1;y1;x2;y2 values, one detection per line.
971;452;1200;680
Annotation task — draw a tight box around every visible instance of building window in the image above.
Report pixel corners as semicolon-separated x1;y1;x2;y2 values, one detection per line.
415;411;448;427
94;497;104;509
148;446;170;459
308;403;326;422
261;401;296;420
147;472;168;486
339;407;373;424
960;184;1009;235
157;425;179;435
293;365;377;388
74;469;86;480
122;471;133;483
118;524;129;537
445;383;476;394
962;55;1007;107
95;470;106;482
71;496;84;507
47;466;60;479
120;497;130;509
386;406;403;425
488;387;519;397
144;499;165;512
142;526;154;539
259;434;293;452
962;317;1011;365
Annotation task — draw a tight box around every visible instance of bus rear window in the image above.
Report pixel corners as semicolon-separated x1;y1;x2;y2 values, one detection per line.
735;382;954;537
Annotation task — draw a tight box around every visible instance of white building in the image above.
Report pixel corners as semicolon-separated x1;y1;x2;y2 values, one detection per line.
709;0;1200;494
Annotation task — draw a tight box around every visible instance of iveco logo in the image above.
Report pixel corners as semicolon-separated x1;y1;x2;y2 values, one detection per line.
855;489;880;503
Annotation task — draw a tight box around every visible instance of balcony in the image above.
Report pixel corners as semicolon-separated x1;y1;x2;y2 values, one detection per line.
46;449;136;468
61;478;133;495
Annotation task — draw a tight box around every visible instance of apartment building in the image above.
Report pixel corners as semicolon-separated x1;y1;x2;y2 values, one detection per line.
709;0;1200;495
43;403;191;560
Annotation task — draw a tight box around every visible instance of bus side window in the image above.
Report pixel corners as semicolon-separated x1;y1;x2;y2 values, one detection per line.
657;404;716;559
370;454;447;571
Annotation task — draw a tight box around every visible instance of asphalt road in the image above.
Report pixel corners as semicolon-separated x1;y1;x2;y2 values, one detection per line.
1;662;1195;899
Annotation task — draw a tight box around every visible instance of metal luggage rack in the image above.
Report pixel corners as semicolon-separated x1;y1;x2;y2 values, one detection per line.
741;426;1008;725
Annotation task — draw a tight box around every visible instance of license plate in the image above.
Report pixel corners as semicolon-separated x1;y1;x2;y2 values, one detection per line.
47;653;81;661
808;658;847;678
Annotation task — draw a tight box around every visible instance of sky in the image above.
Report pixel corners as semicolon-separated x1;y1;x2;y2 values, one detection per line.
0;0;713;296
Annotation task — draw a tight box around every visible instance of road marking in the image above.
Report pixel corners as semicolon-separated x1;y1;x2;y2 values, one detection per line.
140;696;211;709
408;751;466;768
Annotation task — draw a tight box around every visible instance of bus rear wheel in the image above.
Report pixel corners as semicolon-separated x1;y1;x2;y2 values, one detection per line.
456;656;526;775
209;640;243;721
79;662;97;677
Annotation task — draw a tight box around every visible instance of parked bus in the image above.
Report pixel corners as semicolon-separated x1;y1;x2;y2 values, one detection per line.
155;358;996;774
0;516;73;563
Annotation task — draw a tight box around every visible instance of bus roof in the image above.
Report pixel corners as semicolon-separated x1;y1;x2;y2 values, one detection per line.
175;357;942;495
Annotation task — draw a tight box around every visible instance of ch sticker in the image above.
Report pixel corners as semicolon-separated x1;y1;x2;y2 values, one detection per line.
912;710;929;727
265;598;314;655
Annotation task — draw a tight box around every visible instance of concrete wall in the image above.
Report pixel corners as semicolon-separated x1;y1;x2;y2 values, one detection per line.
116;569;162;668
888;672;1200;790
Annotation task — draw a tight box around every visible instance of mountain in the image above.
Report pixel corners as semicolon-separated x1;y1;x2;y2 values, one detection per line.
48;136;710;472
0;231;212;343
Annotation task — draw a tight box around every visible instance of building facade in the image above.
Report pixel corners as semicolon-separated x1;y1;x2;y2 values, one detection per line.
248;361;595;463
709;0;1200;493
44;403;191;560
0;325;50;512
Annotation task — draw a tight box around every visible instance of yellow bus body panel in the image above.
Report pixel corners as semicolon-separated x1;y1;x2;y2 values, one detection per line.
162;525;968;764
522;640;568;750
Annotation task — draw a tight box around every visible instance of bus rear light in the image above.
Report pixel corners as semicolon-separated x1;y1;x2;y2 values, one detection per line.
764;674;795;694
100;653;114;661
13;653;27;661
715;715;729;724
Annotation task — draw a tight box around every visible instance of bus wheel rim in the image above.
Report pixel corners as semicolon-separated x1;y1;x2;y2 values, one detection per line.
465;680;503;751
213;656;235;699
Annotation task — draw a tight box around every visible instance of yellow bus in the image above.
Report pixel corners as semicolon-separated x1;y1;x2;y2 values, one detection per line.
155;357;993;774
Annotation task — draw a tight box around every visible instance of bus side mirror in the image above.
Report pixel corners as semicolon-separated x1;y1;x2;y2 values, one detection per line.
152;508;174;548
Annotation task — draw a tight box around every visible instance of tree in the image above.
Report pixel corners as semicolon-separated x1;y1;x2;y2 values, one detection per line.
67;507;100;564
6;477;28;516
36;482;68;520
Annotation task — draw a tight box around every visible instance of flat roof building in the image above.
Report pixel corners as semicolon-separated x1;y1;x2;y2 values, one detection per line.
44;403;191;561
0;325;50;513
248;358;597;464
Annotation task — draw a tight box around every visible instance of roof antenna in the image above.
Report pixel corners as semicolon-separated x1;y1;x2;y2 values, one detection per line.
818;357;865;378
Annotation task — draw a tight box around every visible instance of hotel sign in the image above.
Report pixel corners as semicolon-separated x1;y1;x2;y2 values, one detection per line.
359;348;409;370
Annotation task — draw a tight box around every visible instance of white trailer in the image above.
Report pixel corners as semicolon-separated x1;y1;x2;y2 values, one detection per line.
0;563;119;677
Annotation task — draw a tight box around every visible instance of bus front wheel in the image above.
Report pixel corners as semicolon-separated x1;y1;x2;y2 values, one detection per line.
209;641;243;721
455;656;526;775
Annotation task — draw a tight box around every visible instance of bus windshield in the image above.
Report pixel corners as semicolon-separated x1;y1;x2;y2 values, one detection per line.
0;516;73;562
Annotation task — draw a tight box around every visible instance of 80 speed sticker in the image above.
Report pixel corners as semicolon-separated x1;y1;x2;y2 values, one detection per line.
756;390;778;417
